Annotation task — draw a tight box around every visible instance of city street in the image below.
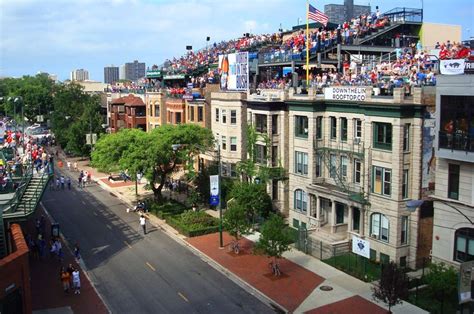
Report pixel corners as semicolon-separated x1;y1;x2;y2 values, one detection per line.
41;179;274;314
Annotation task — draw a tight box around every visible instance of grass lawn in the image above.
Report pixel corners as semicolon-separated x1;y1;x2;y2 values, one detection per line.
323;253;381;282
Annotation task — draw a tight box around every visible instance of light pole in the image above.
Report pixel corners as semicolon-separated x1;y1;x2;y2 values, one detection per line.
13;97;25;137
172;142;223;248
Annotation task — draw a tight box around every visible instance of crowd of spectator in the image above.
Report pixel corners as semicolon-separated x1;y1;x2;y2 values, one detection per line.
435;40;471;60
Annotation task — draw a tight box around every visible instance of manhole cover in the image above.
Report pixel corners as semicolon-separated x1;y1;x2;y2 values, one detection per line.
320;285;333;291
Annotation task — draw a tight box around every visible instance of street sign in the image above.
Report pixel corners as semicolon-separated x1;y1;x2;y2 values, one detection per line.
209;195;219;206
86;133;97;145
209;175;219;196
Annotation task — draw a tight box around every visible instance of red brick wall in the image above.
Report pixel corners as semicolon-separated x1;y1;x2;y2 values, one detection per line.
0;224;32;314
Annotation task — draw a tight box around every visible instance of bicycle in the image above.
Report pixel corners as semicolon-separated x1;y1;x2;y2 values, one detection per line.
269;260;281;277
229;240;240;254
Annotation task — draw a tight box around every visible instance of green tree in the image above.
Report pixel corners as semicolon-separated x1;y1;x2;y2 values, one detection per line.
91;124;214;202
229;182;273;221
51;82;102;155
372;261;409;313
222;201;252;246
424;262;458;313
254;213;293;275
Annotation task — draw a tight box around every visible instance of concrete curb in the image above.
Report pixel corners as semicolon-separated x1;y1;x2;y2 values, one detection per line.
39;202;113;314
94;179;288;313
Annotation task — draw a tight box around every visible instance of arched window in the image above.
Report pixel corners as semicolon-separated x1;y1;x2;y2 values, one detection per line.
454;228;474;262
294;189;308;213
370;213;389;242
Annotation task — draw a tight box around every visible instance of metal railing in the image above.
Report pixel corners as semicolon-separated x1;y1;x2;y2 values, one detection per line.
439;131;474;152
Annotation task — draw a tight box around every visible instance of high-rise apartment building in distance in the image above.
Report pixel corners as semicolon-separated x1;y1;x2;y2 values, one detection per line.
324;0;371;25
119;65;126;80
124;60;146;81
70;69;90;81
104;65;119;84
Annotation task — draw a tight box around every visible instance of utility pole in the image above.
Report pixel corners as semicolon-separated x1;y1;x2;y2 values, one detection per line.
217;143;223;248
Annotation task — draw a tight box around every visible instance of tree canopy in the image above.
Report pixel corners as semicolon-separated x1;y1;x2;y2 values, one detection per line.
254;213;293;262
229;182;273;220
91;124;214;201
372;261;409;313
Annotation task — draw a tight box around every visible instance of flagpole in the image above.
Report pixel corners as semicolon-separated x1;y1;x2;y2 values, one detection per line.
306;0;310;85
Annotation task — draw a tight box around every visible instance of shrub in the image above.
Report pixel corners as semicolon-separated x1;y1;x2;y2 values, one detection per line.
166;210;219;237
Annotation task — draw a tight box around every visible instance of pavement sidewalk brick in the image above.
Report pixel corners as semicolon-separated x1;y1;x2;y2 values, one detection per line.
187;232;324;313
27;208;108;314
305;295;387;314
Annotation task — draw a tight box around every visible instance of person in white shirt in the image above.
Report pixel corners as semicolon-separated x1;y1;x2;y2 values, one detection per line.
140;215;146;235
72;269;81;295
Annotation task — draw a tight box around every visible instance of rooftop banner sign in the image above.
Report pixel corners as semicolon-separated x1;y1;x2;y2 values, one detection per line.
324;87;367;101
164;74;186;80
218;52;249;91
146;70;162;78
440;59;465;75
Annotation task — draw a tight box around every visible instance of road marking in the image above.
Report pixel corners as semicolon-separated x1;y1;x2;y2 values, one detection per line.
81;201;86;205
146;262;156;272
106;225;112;230
93;212;98;216
124;240;132;249
178;292;189;302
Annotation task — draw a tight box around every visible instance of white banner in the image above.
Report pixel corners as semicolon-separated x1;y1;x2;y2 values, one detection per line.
352;235;370;258
218;52;249;91
209;175;219;196
440;59;465;75
324;87;367;101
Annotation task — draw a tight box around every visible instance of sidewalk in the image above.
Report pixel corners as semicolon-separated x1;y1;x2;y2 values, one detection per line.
54;149;427;314
26;207;108;314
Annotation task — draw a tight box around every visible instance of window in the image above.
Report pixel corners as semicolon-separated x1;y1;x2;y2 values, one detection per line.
215;108;219;122
294;189;308;212
448;164;460;200
272;115;278;134
341;156;348;179
293;219;299;228
221;136;227;151
354;159;361;184
402;169;409;199
295;151;308;175
316;154;322;177
336;203;344;224
371;213;389;242
198;107;203;122
455;228;474;262
380;253;390;264
154;105;160;117
255;114;267;133
221;162;229;177
354;119;362;138
230;110;237;125
189;106;195;121
230;164;237;177
341;117;348;141
316;116;323;139
330;154;337;178
255;144;267;164
403;124;410;152
230;137;237;151
222;109;227;124
295;116;308;138
401;216;409;245
373;122;392;150
372;166;391;196
175;112;182;124
272;146;278;167
272;180;278;200
439;96;474;151
330;117;337;139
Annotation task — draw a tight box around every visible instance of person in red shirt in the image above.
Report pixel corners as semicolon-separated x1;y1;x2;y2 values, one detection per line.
456;46;470;59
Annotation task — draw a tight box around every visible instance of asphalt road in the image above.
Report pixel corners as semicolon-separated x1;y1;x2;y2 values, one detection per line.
41;179;275;314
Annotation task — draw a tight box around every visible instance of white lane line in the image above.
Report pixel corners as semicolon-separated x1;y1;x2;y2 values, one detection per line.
146;262;156;272
178;292;189;302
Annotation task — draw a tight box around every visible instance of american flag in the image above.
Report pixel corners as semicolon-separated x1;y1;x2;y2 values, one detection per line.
308;4;329;26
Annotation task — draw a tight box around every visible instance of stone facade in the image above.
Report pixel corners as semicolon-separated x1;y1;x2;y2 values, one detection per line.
431;75;474;268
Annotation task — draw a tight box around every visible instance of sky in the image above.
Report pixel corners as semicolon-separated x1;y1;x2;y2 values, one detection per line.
0;0;473;81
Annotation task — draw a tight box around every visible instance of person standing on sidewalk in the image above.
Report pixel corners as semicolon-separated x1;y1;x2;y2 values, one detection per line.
72;268;81;295
60;267;71;293
73;161;78;172
67;160;71;171
67;177;71;190
60;175;65;190
140;215;147;235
